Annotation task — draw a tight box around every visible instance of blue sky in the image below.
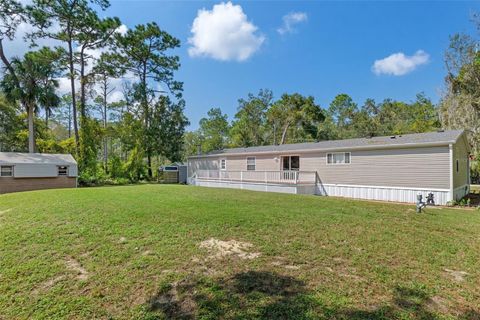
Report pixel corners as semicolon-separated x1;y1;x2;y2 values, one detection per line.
11;1;479;129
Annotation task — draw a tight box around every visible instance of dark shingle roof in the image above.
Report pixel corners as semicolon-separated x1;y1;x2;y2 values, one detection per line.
191;130;465;158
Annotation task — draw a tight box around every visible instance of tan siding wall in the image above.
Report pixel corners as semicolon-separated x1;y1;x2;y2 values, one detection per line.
0;176;76;194
224;154;278;171
190;145;451;189
301;146;450;189
453;141;469;188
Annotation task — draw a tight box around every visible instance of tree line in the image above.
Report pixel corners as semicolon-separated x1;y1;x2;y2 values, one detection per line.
0;0;188;184
185;91;440;155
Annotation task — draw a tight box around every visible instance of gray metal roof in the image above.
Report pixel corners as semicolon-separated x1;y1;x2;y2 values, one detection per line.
191;130;465;157
0;152;77;165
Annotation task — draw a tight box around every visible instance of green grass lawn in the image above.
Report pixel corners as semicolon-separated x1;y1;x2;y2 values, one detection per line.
1;185;479;319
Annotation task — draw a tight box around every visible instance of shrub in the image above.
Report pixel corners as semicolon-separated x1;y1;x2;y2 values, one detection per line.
123;147;146;182
78;171;131;187
109;156;124;179
446;200;457;207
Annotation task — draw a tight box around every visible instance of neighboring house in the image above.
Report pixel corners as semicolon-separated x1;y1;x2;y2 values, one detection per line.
187;130;470;205
0;152;78;194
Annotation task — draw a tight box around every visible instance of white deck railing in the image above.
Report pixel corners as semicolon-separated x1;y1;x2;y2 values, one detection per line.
195;170;317;185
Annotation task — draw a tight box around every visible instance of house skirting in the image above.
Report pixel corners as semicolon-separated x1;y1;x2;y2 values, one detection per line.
317;184;451;205
189;178;466;205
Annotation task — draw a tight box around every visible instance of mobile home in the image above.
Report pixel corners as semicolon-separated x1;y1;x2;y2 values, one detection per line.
187;130;470;205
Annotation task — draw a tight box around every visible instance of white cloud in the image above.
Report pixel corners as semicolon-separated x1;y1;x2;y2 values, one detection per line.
2;22;58;60
277;12;308;35
115;24;128;36
372;50;430;76
107;90;124;104
56;77;73;95
188;1;265;62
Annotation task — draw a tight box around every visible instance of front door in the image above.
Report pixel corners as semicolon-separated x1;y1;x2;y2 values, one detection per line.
282;156;300;181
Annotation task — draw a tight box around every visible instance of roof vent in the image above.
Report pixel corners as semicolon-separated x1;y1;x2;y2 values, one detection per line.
390;136;396;139
437;129;445;133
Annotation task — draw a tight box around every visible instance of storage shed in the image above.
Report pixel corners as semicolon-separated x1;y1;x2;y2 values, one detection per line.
158;163;187;184
0;152;78;194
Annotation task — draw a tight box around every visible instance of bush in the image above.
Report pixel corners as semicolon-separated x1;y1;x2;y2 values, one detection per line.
78;171;132;187
109;156;124;179
78;170;108;187
123;147;146;182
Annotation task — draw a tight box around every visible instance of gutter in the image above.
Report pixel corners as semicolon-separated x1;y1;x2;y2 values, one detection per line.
449;143;454;202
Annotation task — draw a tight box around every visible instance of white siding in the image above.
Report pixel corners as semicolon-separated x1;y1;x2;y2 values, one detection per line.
68;165;78;177
317;184;450;205
13;163;78;178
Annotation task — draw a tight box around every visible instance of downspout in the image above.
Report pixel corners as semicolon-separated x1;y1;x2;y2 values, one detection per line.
467;155;470;193
449;144;454;202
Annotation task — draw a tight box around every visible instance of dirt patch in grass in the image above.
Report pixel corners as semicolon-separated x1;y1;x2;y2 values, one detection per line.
271;257;301;270
65;257;89;280
32;275;66;295
142;250;153;256
443;268;469;282
427;295;449;314
199;238;261;260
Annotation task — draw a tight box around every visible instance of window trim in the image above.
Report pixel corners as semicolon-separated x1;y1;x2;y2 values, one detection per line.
246;156;256;171
220;158;227;171
0;165;14;177
57;165;69;176
280;155;301;171
326;152;351;165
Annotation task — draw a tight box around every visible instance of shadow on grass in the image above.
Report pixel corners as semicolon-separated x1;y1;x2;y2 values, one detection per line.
146;271;480;319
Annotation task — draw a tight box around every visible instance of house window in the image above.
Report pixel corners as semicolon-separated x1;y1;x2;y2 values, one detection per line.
456;159;459;173
327;152;351;165
220;159;227;171
282;156;300;171
0;166;13;177
246;157;256;171
58;166;68;176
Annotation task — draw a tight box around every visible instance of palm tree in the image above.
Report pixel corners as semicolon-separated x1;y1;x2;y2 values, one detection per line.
0;47;62;152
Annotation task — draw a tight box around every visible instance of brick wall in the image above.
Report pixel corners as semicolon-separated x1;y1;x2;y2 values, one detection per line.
0;176;76;194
